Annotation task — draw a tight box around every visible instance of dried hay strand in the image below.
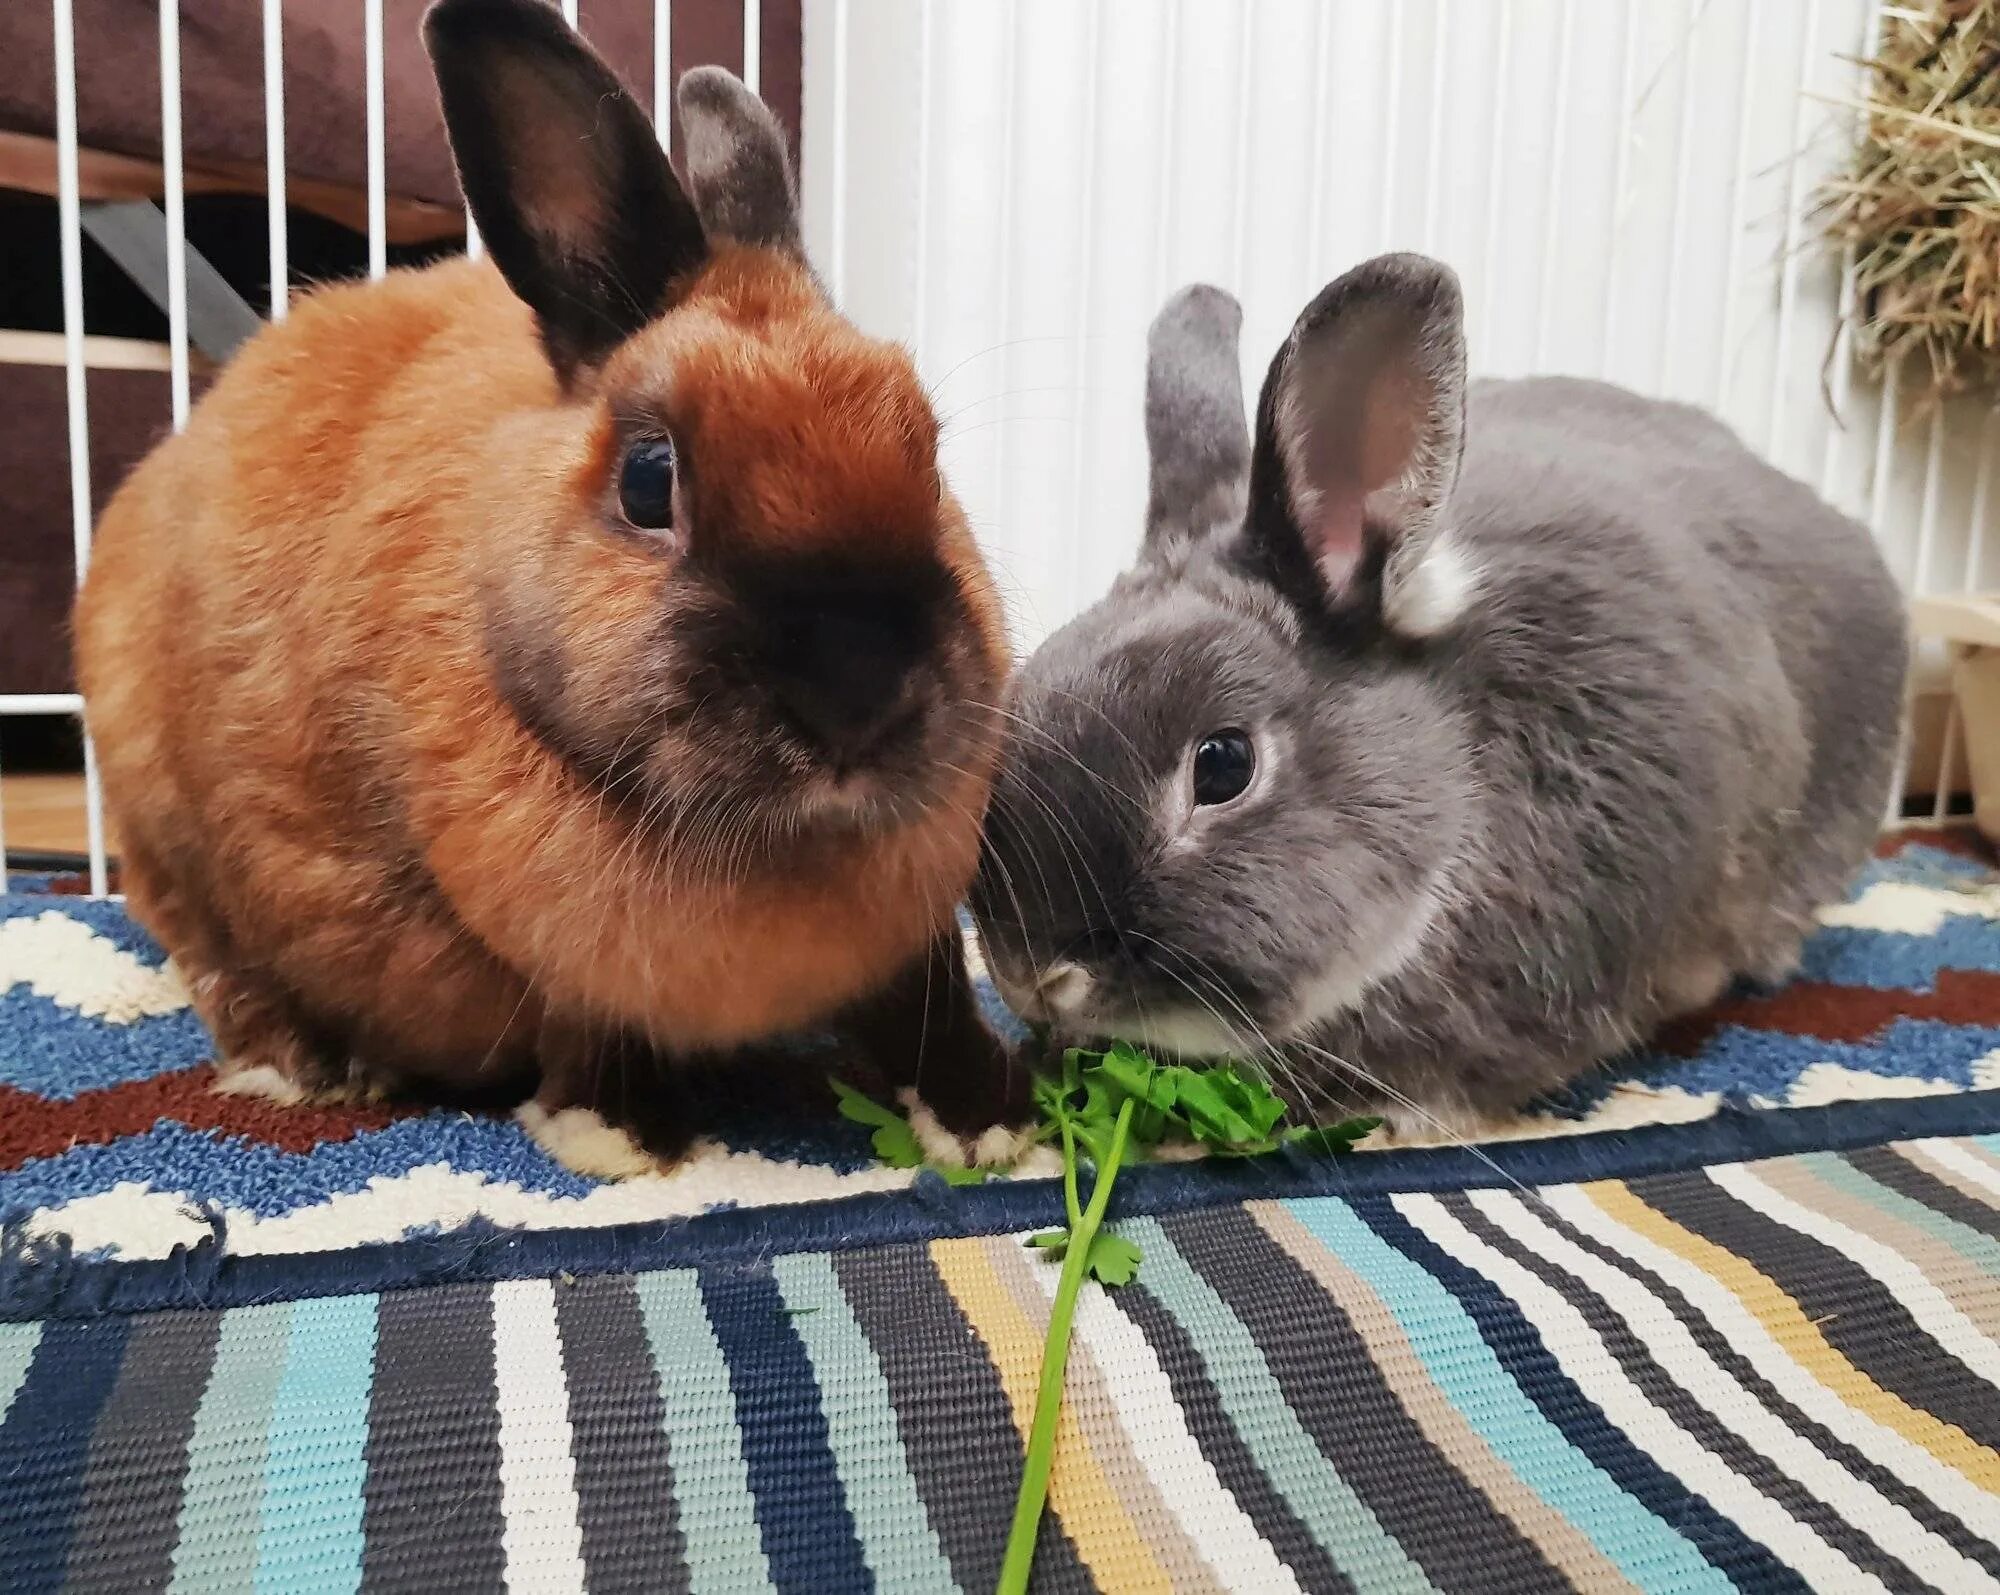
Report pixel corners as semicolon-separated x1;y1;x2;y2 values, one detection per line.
1818;0;2000;403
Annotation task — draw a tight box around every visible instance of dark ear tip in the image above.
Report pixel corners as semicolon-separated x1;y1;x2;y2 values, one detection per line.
423;0;567;58
1151;284;1242;349
676;65;759;119
1351;252;1463;317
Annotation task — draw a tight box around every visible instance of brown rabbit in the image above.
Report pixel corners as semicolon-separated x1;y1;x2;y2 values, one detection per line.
74;0;1027;1174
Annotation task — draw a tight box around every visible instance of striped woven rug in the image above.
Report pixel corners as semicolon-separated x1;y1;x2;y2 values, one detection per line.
5;831;2000;1590
4;1131;1998;1592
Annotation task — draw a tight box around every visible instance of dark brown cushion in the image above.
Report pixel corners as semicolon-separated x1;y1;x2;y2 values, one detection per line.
0;1;800;222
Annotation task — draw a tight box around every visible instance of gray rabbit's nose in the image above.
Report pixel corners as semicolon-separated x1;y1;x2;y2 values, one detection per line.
1034;962;1093;1017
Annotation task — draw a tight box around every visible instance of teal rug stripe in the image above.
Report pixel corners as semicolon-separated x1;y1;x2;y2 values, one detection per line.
1805;1152;2000;1276
168;1302;294;1595
0;1320;39;1421
1118;1214;1436;1593
253;1293;377;1595
770;1252;959;1593
632;1270;778;1595
1285;1195;1731;1594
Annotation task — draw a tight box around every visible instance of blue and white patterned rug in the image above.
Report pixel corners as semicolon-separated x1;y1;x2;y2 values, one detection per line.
4;832;2000;1266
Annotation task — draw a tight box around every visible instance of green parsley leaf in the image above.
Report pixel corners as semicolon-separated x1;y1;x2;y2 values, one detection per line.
1284;1115;1385;1155
1083;1231;1142;1287
830;1077;992;1179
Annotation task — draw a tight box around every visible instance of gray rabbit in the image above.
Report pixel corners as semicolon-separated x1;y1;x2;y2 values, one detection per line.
969;253;1907;1132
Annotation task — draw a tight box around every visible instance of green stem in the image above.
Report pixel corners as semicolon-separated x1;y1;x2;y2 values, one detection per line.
1057;1113;1083;1229
996;1097;1135;1595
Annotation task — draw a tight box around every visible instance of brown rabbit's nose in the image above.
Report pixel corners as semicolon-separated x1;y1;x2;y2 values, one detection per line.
770;601;926;766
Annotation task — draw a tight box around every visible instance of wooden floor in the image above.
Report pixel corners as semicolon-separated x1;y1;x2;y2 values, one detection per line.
1;772;116;858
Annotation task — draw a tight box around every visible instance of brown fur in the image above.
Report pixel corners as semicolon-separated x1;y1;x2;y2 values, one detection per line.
75;249;1010;1105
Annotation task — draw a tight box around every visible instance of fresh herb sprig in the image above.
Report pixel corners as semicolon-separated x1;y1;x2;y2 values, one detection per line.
828;1047;1378;1595
996;1044;1376;1592
830;1076;990;1186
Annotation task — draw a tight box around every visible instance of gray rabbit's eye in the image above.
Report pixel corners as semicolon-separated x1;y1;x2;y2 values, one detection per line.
1192;730;1255;806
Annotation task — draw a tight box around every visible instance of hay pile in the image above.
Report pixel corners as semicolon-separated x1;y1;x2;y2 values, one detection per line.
1819;0;2000;401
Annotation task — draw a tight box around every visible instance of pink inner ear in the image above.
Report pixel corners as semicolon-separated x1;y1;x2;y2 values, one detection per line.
1310;487;1368;593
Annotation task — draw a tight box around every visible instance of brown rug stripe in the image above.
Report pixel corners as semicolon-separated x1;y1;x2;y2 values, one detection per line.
0;1068;413;1169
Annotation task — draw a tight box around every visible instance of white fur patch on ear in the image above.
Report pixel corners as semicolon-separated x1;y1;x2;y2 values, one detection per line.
1383;535;1480;637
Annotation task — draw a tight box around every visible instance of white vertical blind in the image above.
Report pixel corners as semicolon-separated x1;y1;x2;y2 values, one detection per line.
804;0;1999;663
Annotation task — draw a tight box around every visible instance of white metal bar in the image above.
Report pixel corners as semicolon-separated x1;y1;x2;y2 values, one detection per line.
1479;0;1511;367
1819;1;1888;507
82;734;108;893
1377;3;1402;251
53;0;107;894
829;0;849;305
0;694;88;715
1531;0;1573;371
54;0;90;588
1596;0;1638;380
1911;405;1946;595
742;0;761;95
1764;0;1817;457
561;0;578;24
1875;359;1907;824
1868;360;1901;538
1712;0;1759;412
1655;0;1701;396
159;0;189;430
264;0;288;317
365;0;386;280
1934;696;1961;822
655;0;672;139
1420;0;1447;257
1915;404;1947;813
1968;409;1999;589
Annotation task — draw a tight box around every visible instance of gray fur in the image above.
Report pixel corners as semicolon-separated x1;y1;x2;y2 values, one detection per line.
970;252;1908;1127
1145;286;1250;565
675;65;805;260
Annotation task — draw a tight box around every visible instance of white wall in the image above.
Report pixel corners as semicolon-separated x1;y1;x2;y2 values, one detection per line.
802;0;1999;654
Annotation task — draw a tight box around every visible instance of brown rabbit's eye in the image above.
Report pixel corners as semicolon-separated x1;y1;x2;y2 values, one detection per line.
619;438;676;531
1192;729;1255;806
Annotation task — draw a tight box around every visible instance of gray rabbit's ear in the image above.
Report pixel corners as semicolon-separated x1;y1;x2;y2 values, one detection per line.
675;67;806;263
1144;286;1251;563
1251;253;1471;636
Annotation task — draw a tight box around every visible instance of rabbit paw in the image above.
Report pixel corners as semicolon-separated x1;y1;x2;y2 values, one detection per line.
516;1100;673;1180
899;1088;1040;1171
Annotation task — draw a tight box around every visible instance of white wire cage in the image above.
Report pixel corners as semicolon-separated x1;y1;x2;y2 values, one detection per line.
4;0;1997;898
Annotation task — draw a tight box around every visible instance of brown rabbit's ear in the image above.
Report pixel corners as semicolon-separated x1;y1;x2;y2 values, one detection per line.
1248;253;1472;636
675;67;807;265
425;0;707;384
